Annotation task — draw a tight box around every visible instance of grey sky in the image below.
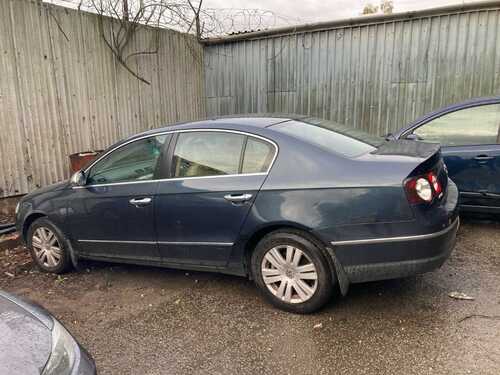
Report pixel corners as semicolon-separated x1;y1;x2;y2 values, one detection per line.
47;0;482;32
203;0;478;22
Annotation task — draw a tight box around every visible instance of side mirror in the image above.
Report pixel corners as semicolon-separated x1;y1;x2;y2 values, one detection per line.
405;133;422;141
70;170;87;186
384;133;395;141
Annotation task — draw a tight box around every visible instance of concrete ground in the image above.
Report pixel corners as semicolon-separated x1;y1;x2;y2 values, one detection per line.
1;216;499;375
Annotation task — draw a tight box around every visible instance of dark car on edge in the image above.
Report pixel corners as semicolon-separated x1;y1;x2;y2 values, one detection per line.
0;290;96;374
16;116;459;313
391;97;500;214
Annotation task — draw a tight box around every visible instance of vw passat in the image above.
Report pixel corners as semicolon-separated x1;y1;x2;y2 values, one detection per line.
16;116;459;313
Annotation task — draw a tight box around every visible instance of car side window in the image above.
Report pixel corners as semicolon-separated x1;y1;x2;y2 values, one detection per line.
87;136;167;185
242;137;275;173
172;132;245;178
413;104;500;146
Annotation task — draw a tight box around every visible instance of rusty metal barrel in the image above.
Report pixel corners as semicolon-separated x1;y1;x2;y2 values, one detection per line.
69;151;102;173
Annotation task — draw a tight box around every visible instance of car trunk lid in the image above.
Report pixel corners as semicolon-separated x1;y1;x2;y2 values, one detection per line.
371;140;448;205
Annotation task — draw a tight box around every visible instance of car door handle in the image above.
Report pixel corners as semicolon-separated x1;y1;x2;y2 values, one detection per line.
129;197;152;207
474;155;494;162
224;193;253;203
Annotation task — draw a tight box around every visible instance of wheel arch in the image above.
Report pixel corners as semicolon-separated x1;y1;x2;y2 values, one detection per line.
243;222;339;286
22;212;47;242
23;213;78;270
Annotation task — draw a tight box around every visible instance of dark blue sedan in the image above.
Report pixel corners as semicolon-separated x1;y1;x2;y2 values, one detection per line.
392;97;500;214
16;116;459;313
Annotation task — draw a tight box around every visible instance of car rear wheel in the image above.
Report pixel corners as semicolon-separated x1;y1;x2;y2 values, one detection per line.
251;230;334;313
27;218;71;274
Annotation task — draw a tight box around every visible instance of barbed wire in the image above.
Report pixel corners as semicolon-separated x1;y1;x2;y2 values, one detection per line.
42;0;304;38
199;8;303;37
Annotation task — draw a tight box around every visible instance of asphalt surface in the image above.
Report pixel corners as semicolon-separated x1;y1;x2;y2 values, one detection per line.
1;216;499;375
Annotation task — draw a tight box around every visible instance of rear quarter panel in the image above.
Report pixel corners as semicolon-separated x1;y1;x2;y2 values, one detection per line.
229;132;419;267
240;186;414;243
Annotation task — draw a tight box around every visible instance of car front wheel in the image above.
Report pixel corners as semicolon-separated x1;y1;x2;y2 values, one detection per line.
251;230;334;314
27;217;72;274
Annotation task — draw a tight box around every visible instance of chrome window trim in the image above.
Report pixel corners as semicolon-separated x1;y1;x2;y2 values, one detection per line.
330;217;459;246
73;128;278;189
72;172;268;189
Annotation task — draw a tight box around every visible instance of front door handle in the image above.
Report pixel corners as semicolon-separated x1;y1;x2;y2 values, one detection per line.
129;197;152;207
224;193;253;203
474;154;494;162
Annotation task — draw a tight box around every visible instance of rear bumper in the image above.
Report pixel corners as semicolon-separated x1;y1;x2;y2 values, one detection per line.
336;217;459;283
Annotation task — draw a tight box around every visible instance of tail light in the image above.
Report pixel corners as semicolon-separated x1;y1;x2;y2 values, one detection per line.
404;171;442;204
428;172;442;195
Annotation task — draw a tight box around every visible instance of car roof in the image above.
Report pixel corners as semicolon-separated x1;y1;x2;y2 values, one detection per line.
134;114;310;139
120;114;383;155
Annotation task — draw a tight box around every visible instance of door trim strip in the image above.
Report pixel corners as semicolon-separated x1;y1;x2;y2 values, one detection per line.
157;241;234;246
330;217;459;246
78;239;156;245
78;239;234;246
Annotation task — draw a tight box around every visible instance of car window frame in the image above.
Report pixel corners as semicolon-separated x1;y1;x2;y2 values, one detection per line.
240;136;277;174
166;130;278;180
74;129;278;189
404;103;500;147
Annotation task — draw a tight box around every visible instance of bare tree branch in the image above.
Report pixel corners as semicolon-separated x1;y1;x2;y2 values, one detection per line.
48;8;70;41
187;0;202;39
71;0;299;84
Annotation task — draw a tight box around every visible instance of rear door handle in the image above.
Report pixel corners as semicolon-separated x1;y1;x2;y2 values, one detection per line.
474;155;494;162
224;193;253;203
129;197;152;207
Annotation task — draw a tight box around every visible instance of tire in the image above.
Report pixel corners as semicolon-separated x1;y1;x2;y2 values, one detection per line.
251;229;335;314
27;217;72;274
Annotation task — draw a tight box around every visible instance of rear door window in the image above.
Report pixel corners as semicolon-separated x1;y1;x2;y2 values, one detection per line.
242;137;275;173
172;132;245;178
171;131;276;178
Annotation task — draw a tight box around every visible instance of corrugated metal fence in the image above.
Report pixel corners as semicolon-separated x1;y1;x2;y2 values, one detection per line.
204;2;500;136
3;1;500;199
0;0;205;198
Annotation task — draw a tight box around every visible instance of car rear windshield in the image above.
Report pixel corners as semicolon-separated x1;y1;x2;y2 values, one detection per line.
271;118;382;157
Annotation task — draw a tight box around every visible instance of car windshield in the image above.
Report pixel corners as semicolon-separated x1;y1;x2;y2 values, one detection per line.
272;118;383;157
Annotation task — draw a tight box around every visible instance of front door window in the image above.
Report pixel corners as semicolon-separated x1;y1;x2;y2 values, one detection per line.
87;136;167;185
413;104;500;146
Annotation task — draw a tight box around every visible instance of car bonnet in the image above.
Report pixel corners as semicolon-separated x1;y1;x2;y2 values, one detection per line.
0;293;52;374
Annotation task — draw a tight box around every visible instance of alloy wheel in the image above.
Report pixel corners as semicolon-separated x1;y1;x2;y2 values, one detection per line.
31;227;62;268
261;245;318;304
